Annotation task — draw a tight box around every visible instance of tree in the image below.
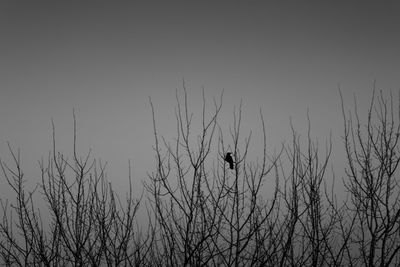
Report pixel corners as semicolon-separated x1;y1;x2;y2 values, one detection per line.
1;84;400;266
340;88;400;266
146;87;281;266
0;113;148;266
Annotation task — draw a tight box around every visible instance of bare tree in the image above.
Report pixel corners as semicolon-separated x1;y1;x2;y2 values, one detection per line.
2;85;400;266
0;113;146;266
341;88;400;266
146;87;282;266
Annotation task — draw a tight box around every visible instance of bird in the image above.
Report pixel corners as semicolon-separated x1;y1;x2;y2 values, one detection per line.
225;152;234;170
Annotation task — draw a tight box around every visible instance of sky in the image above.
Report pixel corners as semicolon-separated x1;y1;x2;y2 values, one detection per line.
1;1;400;203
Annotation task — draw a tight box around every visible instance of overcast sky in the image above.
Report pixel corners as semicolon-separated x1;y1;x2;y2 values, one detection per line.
1;1;400;200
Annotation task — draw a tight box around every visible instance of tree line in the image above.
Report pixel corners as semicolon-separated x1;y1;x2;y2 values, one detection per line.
1;88;400;266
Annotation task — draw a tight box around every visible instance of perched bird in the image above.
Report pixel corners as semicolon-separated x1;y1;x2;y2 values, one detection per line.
225;152;234;170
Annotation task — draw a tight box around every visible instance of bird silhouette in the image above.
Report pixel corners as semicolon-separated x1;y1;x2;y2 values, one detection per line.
225;152;234;170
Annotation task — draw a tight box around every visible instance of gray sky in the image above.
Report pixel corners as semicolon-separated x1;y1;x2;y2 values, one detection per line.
1;1;399;200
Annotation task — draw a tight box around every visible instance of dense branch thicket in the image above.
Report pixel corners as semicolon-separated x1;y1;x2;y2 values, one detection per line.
1;87;400;266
